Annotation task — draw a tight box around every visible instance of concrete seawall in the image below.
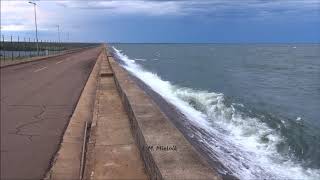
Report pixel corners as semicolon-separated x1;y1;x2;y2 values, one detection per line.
44;45;221;179
107;47;221;179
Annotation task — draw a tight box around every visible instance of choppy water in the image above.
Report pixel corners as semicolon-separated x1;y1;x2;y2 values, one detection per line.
111;43;320;179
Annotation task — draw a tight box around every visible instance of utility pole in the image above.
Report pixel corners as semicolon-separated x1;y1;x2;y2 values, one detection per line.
57;25;60;43
56;25;60;51
28;1;39;55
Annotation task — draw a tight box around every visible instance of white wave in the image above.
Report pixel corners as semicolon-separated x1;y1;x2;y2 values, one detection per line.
112;47;320;180
134;58;147;61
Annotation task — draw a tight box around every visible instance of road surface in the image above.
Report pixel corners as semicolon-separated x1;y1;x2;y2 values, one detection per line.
0;47;101;179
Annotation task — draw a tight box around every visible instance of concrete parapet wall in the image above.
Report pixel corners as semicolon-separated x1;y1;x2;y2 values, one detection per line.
44;47;103;180
108;53;221;180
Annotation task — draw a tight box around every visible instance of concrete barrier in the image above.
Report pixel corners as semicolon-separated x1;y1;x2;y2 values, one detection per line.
108;52;221;180
83;47;148;179
44;46;103;180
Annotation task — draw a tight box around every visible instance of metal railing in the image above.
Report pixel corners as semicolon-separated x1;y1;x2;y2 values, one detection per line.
0;35;99;61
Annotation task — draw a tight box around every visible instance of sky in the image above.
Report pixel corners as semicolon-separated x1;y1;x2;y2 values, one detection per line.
1;0;320;43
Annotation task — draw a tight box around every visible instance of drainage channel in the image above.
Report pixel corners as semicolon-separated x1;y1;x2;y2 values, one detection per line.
80;121;92;180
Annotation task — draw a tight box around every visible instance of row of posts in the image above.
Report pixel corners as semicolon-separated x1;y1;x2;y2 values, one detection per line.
0;35;65;61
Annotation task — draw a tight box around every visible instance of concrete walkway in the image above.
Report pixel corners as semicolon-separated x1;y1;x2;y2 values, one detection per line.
84;51;148;179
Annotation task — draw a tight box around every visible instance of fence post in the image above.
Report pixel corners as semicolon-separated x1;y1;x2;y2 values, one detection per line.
18;36;20;58
48;40;49;55
47;40;49;55
24;37;26;58
46;40;48;56
39;39;41;56
0;35;2;61
40;39;42;56
11;35;13;61
29;37;31;57
0;36;1;61
2;35;5;60
45;40;47;56
33;38;35;55
51;40;53;55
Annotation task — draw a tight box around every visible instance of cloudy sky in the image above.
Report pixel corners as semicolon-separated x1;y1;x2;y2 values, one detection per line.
1;0;319;43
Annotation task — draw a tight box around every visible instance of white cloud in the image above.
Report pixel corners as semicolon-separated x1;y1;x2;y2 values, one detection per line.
1;1;80;42
1;1;33;31
1;25;32;31
1;0;56;32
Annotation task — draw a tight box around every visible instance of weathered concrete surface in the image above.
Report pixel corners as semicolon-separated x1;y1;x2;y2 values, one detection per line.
84;49;148;180
108;52;221;180
44;47;103;179
0;46;102;179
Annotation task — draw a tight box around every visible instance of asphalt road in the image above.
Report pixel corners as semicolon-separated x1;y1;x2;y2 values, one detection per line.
0;47;101;179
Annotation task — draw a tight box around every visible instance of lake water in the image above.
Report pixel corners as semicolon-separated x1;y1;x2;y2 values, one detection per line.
111;43;320;179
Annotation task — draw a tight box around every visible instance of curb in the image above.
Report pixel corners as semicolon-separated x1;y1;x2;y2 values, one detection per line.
82;47;105;180
44;46;103;180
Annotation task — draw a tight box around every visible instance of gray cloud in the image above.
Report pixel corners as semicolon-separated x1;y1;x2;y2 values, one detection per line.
55;0;319;19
